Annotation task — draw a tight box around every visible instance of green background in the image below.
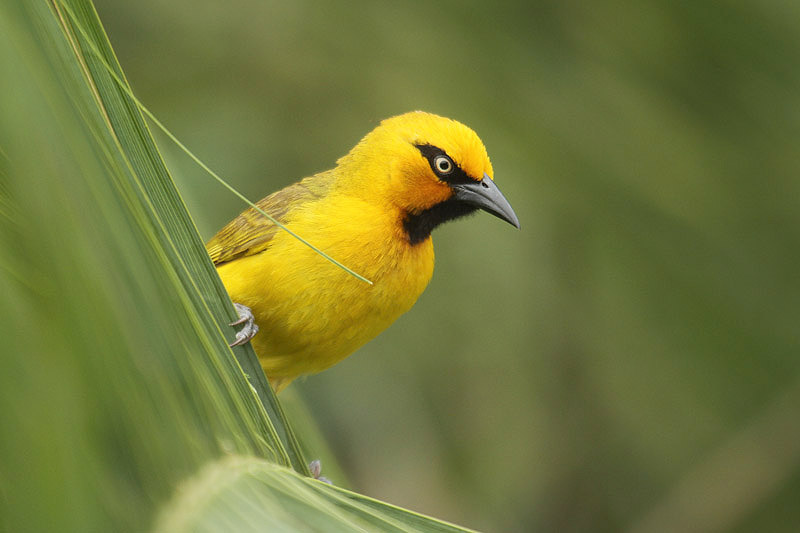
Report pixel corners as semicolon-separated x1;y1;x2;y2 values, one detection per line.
93;1;800;531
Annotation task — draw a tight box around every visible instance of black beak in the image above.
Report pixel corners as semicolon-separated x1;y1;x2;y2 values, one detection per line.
451;173;520;229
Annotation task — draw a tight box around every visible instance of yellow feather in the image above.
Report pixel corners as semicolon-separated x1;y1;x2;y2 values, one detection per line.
207;111;514;392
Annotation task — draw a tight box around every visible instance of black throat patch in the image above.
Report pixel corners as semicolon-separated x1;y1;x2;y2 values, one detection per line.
403;200;478;245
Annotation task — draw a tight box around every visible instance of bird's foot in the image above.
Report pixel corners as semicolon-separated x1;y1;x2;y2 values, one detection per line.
309;459;332;484
229;302;258;347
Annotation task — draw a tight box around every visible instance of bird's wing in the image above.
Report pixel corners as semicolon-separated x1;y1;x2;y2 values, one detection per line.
206;172;334;266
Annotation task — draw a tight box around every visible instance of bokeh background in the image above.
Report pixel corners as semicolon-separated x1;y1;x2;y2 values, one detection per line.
94;1;800;531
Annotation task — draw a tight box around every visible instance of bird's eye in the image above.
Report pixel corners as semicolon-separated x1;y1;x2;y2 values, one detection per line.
433;155;453;175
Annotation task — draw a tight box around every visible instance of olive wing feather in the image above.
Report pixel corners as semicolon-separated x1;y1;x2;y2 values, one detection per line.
206;172;333;265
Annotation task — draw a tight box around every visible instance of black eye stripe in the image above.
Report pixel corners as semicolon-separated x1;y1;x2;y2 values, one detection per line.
414;143;475;185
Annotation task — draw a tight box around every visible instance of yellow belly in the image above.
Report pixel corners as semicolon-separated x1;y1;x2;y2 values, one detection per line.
216;196;434;391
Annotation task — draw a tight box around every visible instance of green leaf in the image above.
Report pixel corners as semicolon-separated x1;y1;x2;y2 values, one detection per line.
154;458;476;533
0;1;475;531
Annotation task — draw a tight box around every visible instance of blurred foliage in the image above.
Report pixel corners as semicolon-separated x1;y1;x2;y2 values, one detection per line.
84;0;800;531
0;1;480;531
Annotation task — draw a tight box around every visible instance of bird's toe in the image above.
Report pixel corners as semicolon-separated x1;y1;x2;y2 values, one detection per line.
229;303;258;346
309;459;332;484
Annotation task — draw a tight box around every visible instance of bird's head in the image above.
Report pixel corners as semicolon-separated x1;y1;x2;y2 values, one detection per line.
337;111;519;244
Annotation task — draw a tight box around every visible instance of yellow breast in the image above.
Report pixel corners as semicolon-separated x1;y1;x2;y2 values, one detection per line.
216;192;434;390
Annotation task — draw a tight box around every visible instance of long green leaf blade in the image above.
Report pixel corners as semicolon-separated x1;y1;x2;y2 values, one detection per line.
0;1;478;531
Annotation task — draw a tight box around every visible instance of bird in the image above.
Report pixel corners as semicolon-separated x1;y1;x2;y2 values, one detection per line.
207;111;519;393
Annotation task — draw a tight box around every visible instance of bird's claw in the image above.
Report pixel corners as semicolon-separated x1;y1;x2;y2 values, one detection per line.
229;303;258;347
309;459;332;484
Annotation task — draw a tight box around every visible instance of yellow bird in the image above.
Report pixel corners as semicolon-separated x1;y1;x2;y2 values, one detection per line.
207;111;519;392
